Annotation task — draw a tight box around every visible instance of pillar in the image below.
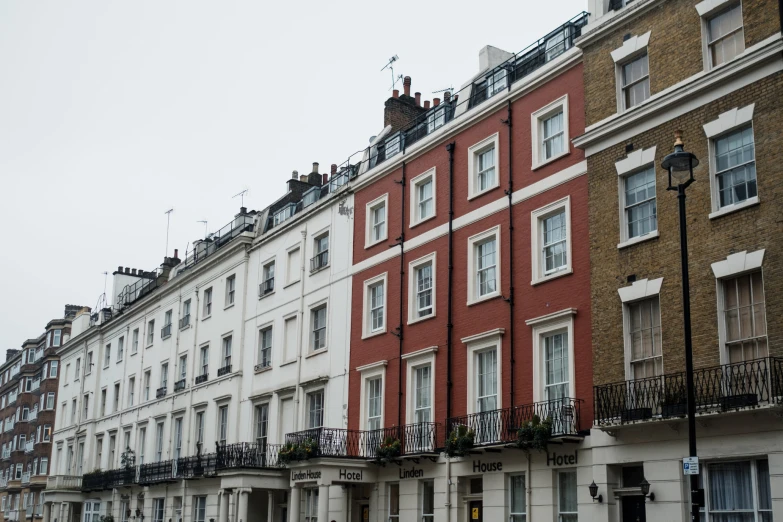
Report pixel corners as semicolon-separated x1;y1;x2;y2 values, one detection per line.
317;485;329;522
218;489;231;522
43;502;51;522
342;486;349;522
267;491;274;522
288;486;301;522
236;488;250;522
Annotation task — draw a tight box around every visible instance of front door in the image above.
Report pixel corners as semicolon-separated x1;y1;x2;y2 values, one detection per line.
621;496;646;522
361;504;369;522
468;500;483;522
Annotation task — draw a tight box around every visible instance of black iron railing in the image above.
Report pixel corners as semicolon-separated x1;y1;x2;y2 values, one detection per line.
161;323;172;339
285;427;366;459
594;356;783;426
446;398;583;447
156;387;167;399
137;460;175;485
179;215;255;272
115;269;163;310
195;374;208;385
174;379;186;392
81;468;134;491
179;315;190;329
215;442;284;470
310;251;329;273
217;365;232;377
260;278;274;296
363;422;442;457
175;453;218;479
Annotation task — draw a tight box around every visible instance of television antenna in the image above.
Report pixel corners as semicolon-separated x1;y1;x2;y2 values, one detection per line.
232;189;249;207
164;208;174;257
381;55;401;91
197;220;208;237
433;86;454;94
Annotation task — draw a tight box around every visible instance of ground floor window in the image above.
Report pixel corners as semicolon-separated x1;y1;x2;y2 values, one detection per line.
388;483;400;521
510;473;527;521
119;500;130;522
304;488;319;522
193;496;206;522
699;458;771;521
421;479;435;522
83;502;100;522
152;498;165;522
558;470;578;522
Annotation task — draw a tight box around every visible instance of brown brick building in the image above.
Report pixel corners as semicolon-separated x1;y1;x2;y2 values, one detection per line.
574;0;783;520
0;306;81;522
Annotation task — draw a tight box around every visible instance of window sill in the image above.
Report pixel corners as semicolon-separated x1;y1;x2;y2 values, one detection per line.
467;292;501;307
258;290;275;300
617;230;659;250
224;303;235;311
531;267;573;286
283;280;300;289
179;324;191;331
116;359;123;364
310;264;330;275
408;312;436;326
532;150;570;171
409;214;436;229
364;237;388;250
467;184;500;202
305;349;328;359
201;315;211;322
709;197;759;220
254;365;273;375
361;328;386;340
280;359;297;368
161;335;171;341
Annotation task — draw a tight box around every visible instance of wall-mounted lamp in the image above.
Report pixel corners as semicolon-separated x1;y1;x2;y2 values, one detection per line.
640;479;655;502
588;481;603;503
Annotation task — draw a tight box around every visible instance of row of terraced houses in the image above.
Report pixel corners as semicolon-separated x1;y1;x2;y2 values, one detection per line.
4;1;782;521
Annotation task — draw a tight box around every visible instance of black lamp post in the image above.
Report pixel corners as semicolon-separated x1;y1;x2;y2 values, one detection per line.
661;131;703;521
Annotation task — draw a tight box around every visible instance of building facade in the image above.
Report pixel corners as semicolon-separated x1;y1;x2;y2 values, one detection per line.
0;306;79;522
574;0;783;520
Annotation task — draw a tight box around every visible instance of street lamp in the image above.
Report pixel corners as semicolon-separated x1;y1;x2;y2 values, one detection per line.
661;131;703;522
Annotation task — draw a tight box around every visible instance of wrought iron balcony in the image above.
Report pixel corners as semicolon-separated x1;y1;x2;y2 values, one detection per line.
365;422;442;458
215;442;284;470
259;277;274;296
161;323;172;339
156;387;167;399
195;373;208;385
81;467;135;491
179;214;255;273
310;251;329;273
179;315;190;329
446;397;583;447
137;460;176;485
217;364;232;377
593;356;783;427
175;452;218;479
174;379;186;392
285;427;367;459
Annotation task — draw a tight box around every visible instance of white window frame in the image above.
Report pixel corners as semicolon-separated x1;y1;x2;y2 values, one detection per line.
308;301;328;353
365;193;389;248
531;95;570;169
697;0;745;70
611;32;651;112
402;347;437;425
467;133;500;200
286;245;301;286
410;168;437;227
508;473;527;522
146;320;154;347
466;226;501;305
257;323;273;371
530;196;572;285
282;314;298;364
221;335;232;370
225;274;236;307
203;288;213;318
703;104;758;219
408;252;437;324
557;469;578;522
462;330;504;415
527;309;576;403
131;328;139;354
615;146;659;249
217;404;229;444
362;273;388;339
305;388;325;429
619;278;665;380
697;457;771;521
357;361;387;432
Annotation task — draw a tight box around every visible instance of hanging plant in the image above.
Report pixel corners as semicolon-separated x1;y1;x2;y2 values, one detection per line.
375;436;402;461
278;438;319;464
516;415;553;452
445;425;475;458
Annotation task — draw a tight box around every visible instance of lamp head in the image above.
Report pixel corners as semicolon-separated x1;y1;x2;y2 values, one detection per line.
662;131;699;188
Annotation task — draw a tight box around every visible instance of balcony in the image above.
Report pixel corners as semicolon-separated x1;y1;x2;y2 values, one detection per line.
217;365;232;377
179;315;191;329
282;425;440;460
216;442;284;470
175;452;218;479
178;214;255;273
20;472;30;485
445;398;584;448
156;387;167;399
259;277;274;297
174;379;186;392
24;441;33;454
195;374;208;385
28;409;37;422
594;357;783;427
137;460;177;485
161;323;172;339
309;251;329;273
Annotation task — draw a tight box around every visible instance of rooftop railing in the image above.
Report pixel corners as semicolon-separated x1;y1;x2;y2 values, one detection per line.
179;215;255;273
594;356;783;426
115;268;163;311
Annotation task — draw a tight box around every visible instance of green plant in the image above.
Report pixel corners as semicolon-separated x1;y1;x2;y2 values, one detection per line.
516;415;553;452
663;385;687;405
278;438;319;464
100;515;115;522
375;436;402;461
445;425;475;458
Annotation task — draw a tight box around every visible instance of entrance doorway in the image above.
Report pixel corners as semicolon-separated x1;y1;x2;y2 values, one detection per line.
622;496;646;522
468;500;483;522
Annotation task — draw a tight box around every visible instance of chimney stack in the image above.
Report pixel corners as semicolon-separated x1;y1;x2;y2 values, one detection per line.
292;170;298;179
403;76;411;97
300;174;308;182
384;75;427;134
393;89;399;98
424;100;431;109
414;92;421;107
174;249;179;259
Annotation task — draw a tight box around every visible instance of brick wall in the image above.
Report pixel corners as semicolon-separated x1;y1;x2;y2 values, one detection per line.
582;0;780;127
589;71;783;386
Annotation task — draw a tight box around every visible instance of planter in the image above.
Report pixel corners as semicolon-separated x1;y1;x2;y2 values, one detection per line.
374;437;402;461
661;402;688;418
445;425;475;458
620;407;652;422
720;393;758;411
516;415;553;452
279;439;319;464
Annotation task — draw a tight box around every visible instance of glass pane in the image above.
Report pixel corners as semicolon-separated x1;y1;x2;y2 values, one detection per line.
510;475;526;514
558;471;577;512
708;461;753;510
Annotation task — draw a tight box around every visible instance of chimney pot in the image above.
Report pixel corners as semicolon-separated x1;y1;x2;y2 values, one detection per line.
424;100;431;109
444;91;451;102
124;267;130;274
414;92;421;106
331;164;337;175
118;266;123;273
393;89;399;98
174;248;178;259
322;173;328;184
131;269;136;276
433;98;440;107
292;170;298;179
312;162;319;174
300;175;308;182
403;76;411;97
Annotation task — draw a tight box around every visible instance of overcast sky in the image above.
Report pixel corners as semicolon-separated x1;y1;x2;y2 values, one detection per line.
0;0;586;354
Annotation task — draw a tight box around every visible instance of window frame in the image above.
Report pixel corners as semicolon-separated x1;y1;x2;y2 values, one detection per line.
218;404;229;445
305;388;325;429
203;288;213;318
285;245;301;286
530;196;573;285
466;226;501;305
257;324;273;371
407;252;437;324
615;147;659;248
221;335;233;370
463;331;503;415
357;361;386;432
225;274;236;307
619;278;665;381
697;457;771;520
527;310;576;403
410;168;437;227
365;193;389;248
508;473;527;522
698;0;745;70
403;347;436;426
362;273;388;339
531;95;570;170
467;133;500;200
309;302;328;353
557;469;578;522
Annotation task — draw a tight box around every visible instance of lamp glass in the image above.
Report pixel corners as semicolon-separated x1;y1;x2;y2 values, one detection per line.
640;478;651;496
589;481;599;498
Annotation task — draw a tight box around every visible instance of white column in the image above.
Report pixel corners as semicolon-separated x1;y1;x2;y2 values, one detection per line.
288;486;301;522
237;489;250;522
267;491;275;522
43;502;51;522
342;486;350;522
317;485;330;522
218;490;231;522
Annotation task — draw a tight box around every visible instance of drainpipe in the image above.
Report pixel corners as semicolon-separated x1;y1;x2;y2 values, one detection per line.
445;458;452;522
294;227;308;431
502;101;516;408
526;452;532;516
445;142;455;421
235;247;251;442
391;163;406;427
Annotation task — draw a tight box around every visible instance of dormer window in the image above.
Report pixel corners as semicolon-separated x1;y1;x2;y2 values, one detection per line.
385;133;402;159
302;187;319;207
487;68;507;97
427;106;447;133
273;203;296;226
544;27;573;61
